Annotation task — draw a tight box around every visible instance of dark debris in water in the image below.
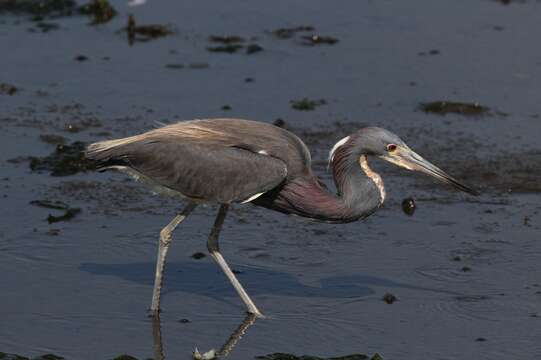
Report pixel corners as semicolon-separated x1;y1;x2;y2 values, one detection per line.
207;44;243;53
300;35;339;46
208;35;245;44
271;26;315;39
420;101;489;116
78;0;116;24
29;141;96;176
30;199;81;223
256;353;382;360
290;98;327;111
246;43;263;54
0;352;65;360
401;198;416;216
30;199;69;210
0;83;18;96
111;356;138;360
165;63;184;69
0;0;116;23
382;293;398;304
0;0;77;17
125;15;174;45
191;252;206;259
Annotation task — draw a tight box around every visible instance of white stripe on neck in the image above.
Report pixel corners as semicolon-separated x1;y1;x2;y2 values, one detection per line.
359;155;386;205
328;136;350;163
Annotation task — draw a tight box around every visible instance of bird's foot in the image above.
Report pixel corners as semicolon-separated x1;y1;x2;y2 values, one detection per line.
193;347;217;360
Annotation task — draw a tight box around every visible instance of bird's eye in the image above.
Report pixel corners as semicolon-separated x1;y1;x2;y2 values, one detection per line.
387;144;397;152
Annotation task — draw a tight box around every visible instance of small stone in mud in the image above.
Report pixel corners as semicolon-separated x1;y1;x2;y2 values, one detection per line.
475;337;487;342
461;266;472;272
246;44;263;54
125;15;174;45
420;101;489;116
29;141;95;176
165;63;184;69
452;255;462;262
208;35;245;44
300;34;339;46
74;55;88;61
191;252;206;260
290;98;326;111
273;118;286;128
78;0;116;24
429;49;440;55
382;293;397;304
178;318;191;323
206;44;243;53
244;77;254;83
401;198;416;216
221;105;232;111
0;83;18;96
271;25;315;39
47;207;81;223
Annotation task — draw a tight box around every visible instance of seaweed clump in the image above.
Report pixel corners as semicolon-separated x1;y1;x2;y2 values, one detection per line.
0;83;18;95
300;35;339;46
125;14;174;45
290;98;326;111
419;101;489;116
206;35;263;55
0;0;77;17
29;141;95;176
256;353;383;360
78;0;117;24
272;26;314;39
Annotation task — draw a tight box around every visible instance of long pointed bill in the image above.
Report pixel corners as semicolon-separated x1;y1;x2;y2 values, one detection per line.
381;147;479;196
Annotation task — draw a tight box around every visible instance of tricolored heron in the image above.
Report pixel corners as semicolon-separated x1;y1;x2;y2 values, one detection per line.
85;118;477;317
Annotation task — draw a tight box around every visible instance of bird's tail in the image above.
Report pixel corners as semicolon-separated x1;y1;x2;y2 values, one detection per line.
85;135;143;171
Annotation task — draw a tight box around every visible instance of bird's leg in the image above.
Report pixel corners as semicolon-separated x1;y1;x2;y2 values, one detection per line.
150;201;197;315
151;312;164;360
207;204;263;317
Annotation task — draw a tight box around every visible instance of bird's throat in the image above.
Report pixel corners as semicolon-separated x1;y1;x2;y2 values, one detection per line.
359;155;385;205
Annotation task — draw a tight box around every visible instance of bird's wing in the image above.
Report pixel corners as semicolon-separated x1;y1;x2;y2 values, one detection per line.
86;137;288;204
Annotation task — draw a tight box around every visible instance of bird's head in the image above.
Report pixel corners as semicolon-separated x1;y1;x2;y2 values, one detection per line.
329;127;479;195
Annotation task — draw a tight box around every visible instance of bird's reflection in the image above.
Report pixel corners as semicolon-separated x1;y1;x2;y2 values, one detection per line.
151;312;258;359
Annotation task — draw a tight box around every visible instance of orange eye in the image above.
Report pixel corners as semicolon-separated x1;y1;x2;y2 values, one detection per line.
387;144;397;152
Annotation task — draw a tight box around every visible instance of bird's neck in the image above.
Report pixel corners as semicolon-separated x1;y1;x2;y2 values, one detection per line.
330;152;385;221
256;154;383;223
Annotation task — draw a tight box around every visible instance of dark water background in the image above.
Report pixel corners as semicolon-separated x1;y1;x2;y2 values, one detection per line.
1;0;540;359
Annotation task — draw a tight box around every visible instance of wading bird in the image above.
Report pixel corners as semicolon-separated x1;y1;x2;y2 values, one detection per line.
85;118;477;317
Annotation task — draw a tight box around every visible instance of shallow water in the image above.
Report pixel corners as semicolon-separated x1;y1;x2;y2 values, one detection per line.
1;0;540;359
